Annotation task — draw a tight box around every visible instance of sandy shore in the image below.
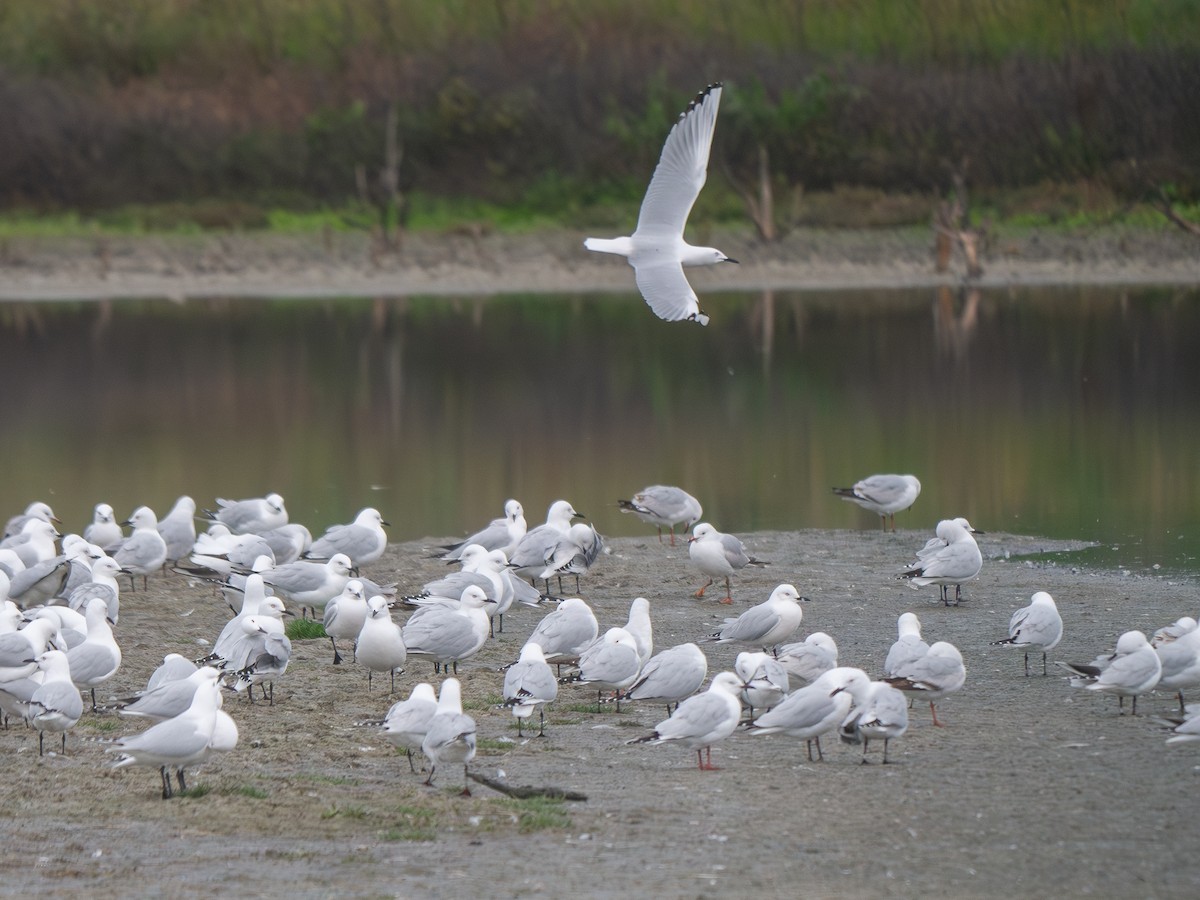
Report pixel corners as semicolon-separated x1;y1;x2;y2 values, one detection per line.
5;529;1199;898
1;226;1198;301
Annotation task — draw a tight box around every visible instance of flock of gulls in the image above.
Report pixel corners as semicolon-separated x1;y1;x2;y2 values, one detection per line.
0;86;1193;803
0;472;1195;801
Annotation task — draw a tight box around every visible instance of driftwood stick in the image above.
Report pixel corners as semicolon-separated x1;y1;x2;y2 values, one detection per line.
466;771;588;802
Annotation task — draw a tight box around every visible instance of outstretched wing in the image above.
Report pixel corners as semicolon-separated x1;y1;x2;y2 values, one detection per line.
636;84;722;237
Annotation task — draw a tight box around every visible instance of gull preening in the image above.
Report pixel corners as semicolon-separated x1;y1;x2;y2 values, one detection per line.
840;680;909;764
734;651;790;716
584;83;737;325
775;632;839;687
898;518;983;605
832;474;921;532
991;591;1063;675
884;641;966;727
617;485;703;546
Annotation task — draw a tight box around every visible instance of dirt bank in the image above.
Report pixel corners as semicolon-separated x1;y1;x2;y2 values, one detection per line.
1;225;1198;301
3;529;1198;898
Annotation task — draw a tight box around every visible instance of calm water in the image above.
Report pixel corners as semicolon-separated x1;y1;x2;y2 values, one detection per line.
1;285;1197;575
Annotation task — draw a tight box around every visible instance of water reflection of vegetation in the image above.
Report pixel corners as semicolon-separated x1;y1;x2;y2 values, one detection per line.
0;286;1197;574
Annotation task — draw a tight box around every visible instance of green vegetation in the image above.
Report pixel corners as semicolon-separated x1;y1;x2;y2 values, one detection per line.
285;618;327;641
228;785;270;799
0;1;1195;232
475;737;515;753
501;796;571;834
177;784;213;799
321;804;369;820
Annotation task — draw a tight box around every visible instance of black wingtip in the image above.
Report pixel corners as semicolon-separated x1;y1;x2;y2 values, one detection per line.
682;82;723;117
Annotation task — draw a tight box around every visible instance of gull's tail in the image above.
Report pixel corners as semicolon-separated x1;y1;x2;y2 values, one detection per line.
583;237;634;258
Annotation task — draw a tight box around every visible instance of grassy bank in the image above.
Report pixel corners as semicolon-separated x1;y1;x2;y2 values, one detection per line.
0;1;1197;222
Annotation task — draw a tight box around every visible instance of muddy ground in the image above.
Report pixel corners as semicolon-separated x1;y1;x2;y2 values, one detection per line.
2;225;1199;301
2;528;1198;898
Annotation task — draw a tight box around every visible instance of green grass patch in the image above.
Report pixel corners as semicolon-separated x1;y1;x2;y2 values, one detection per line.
227;785;270;799
178;784;212;798
285;618;327;641
381;805;439;842
475;737;514;753
322;804;369;820
501;796;571;834
462;694;505;712
80;718;121;732
295;773;358;786
566;702;612;715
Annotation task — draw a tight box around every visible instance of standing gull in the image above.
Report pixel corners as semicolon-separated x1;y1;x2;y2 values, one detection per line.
1059;630;1163;715
898;518;983;606
355;595;407;692
261;553;353;617
421;678;476;794
538;523;604;593
584;83;737;325
323;580;369;665
687;523;768;604
84;503;123;551
627;671;744;769
840;680;909;764
502;642;558;737
618;485;702;545
883;612;929;679
113;506;168;590
521;597;599;668
306;507;389;569
106;668;226;798
401;586;491;674
747;667;872;762
775;632;839;687
376;682;438;773
622;596;654;666
885;641;966;727
66;596;121;711
157;495;197;564
204;493;288;535
437;499;526;561
735;651;790;717
4;501;59;540
701;583;808;651
508;500;584;586
559;627;642;711
991;591;1064;675
832;474;921;532
27;649;84;755
614;642;708;716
